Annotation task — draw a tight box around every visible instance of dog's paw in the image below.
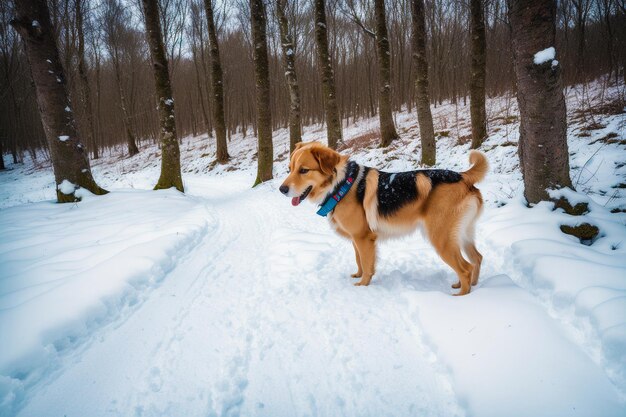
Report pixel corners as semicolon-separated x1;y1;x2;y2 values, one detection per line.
351;272;362;278
451;281;461;289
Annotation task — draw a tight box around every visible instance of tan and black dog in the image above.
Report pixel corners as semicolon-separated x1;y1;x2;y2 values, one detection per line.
279;141;488;295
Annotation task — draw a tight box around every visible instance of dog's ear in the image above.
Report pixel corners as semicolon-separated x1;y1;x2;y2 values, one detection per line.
311;146;340;176
294;141;312;150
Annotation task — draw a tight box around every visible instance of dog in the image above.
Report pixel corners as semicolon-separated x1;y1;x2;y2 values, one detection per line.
279;141;488;296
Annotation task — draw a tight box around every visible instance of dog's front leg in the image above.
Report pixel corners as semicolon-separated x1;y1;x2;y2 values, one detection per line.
353;235;376;286
351;241;363;278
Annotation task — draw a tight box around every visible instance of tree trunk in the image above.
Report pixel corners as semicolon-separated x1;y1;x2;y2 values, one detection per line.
374;0;399;147
470;0;487;149
509;0;572;204
0;138;5;170
141;0;183;192
75;0;98;160
203;0;229;163
410;0;436;166
251;0;273;186
314;0;342;149
112;59;139;157
276;0;302;153
11;0;106;202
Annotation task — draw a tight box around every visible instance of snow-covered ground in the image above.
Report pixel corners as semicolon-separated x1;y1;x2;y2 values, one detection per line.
1;78;625;417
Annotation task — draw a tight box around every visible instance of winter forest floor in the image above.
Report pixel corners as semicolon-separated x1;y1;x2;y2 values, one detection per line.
1;78;625;417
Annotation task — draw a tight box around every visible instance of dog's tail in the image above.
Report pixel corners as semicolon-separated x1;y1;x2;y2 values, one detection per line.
462;151;488;185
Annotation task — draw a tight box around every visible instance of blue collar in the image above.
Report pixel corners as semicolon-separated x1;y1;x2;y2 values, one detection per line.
316;161;359;217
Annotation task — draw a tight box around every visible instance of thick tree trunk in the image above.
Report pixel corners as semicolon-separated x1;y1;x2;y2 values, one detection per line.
276;0;302;153
11;0;106;202
470;0;487;149
203;0;229;163
141;0;183;192
509;0;572;204
374;0;399;148
410;0;436;166
75;0;98;160
314;0;342;149
250;0;273;186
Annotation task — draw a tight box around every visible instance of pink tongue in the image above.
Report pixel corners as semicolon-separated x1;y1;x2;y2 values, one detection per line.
291;197;301;206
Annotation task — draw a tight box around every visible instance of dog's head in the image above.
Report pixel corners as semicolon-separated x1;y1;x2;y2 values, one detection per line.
279;142;344;206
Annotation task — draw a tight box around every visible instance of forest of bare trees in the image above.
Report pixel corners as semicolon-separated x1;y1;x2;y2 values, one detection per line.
1;0;625;194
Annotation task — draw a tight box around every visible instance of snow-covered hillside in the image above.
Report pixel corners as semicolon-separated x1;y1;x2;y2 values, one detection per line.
1;79;625;417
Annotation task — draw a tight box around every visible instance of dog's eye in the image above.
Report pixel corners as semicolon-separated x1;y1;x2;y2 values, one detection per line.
299;168;310;174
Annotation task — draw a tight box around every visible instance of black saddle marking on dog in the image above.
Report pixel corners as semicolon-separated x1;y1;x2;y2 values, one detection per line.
376;169;463;217
356;166;370;204
420;169;463;186
377;171;419;217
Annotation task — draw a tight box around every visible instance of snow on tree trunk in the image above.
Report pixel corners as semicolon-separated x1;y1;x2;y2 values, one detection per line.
10;0;107;203
410;0;436;166
469;0;487;149
509;0;572;204
251;0;273;186
276;0;302;154
203;0;229;164
314;0;342;150
141;0;183;192
374;0;399;148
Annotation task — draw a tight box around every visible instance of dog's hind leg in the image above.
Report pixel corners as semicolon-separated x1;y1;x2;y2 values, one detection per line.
353;234;377;286
351;241;363;278
463;242;483;286
428;228;473;295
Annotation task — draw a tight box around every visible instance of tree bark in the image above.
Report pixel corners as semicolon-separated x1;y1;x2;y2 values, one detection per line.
75;0;99;160
410;0;436;166
314;0;342;149
470;0;487;149
374;0;399;147
203;0;229;163
251;0;273;186
141;0;184;192
11;0;106;202
276;0;302;153
112;58;139;157
509;0;572;204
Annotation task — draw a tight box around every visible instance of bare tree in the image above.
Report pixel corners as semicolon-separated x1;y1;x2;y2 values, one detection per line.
469;0;487;148
141;0;184;192
373;0;399;147
276;0;302;153
10;0;106;202
509;0;572;204
75;0;98;159
314;0;342;149
410;0;436;165
203;0;229;163
102;0;139;156
345;0;400;147
251;0;273;185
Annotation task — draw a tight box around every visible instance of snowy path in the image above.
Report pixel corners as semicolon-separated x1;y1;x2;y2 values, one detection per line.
6;176;625;417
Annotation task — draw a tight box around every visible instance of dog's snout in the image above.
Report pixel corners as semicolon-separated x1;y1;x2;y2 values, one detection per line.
279;185;289;195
